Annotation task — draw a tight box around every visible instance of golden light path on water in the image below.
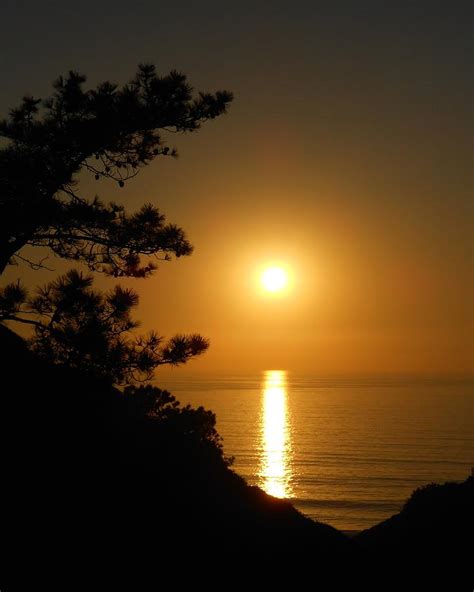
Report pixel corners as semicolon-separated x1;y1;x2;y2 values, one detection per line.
259;370;293;498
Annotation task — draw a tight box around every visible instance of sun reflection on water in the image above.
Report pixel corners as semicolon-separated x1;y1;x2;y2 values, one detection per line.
260;370;293;498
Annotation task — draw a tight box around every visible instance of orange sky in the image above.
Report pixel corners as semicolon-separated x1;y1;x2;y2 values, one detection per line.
1;2;472;376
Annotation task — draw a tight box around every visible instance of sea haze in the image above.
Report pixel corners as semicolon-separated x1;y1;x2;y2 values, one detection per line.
156;373;474;531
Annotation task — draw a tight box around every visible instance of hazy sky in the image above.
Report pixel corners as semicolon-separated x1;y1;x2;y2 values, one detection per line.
1;1;473;375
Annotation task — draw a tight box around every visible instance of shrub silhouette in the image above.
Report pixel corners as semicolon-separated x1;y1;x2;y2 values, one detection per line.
0;268;208;384
123;384;233;468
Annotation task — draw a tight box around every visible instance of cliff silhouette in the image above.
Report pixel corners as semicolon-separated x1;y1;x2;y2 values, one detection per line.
1;324;471;588
1;325;352;584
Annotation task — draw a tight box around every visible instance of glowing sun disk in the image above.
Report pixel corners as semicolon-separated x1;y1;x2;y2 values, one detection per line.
261;267;287;292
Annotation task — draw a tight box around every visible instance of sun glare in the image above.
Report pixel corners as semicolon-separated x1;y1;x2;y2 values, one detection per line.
260;370;293;498
261;267;288;293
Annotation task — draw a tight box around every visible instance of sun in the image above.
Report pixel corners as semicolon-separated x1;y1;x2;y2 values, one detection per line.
261;267;288;293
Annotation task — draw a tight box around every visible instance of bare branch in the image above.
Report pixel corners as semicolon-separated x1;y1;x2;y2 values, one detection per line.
12;253;54;271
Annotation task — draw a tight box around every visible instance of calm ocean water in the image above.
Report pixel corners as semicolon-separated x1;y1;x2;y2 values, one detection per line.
157;372;474;531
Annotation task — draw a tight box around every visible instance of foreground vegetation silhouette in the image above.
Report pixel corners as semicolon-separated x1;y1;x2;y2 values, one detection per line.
0;64;232;277
0;269;209;384
0;64;229;382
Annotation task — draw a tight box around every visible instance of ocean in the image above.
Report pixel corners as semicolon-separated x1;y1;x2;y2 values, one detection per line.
157;372;474;531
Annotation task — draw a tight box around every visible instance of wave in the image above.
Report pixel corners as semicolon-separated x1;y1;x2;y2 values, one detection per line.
290;497;401;512
158;373;474;392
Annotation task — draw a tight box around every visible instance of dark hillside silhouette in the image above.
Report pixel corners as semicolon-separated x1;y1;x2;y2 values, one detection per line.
1;328;472;587
356;477;473;587
1;325;354;585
